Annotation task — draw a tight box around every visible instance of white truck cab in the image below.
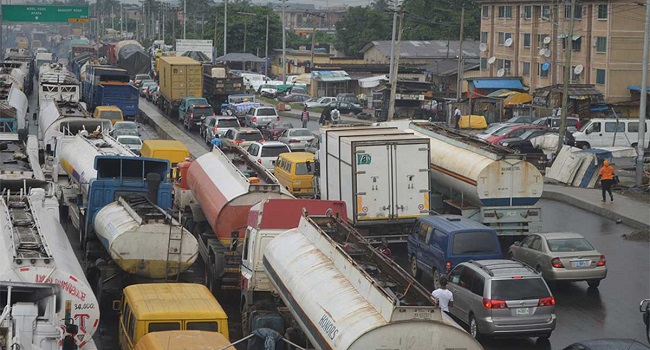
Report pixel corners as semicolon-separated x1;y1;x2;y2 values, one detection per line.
573;118;649;149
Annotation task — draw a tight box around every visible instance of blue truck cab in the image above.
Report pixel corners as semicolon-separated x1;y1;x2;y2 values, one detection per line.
407;215;502;289
83;66;139;120
178;97;209;122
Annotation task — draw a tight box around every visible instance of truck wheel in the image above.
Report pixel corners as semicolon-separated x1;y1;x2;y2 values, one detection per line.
432;268;442;290
410;256;422;280
241;303;250;335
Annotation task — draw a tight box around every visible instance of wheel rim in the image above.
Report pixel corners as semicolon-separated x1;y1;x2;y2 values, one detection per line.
470;317;478;338
433;269;441;289
512;148;521;154
410;257;418;277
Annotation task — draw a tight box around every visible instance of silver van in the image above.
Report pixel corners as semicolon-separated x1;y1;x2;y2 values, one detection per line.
447;260;556;340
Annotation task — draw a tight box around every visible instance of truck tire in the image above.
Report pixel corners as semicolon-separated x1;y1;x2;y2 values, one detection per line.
410;256;422;280
432;268;442;290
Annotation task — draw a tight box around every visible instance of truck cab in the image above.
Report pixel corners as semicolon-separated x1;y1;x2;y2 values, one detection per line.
93;105;124;124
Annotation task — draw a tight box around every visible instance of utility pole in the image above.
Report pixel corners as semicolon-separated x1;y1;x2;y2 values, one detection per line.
237;12;255;54
307;12;325;72
120;3;124;36
637;0;650;187
282;0;287;83
456;6;465;101
387;10;404;121
162;5;165;43
388;2;398;80
183;0;186;39
111;5;114;30
214;9;218;55
223;0;228;55
265;14;269;76
557;0;577;155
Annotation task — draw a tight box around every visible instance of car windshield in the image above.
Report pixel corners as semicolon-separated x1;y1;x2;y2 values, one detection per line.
219;119;239;127
532;118;546;126
506;117;524;123
237;132;262;141
494;126;518;136
118;137;142;145
192;107;214;116
261;146;289;157
99;111;122;120
257;108;276;116
295;162;315;175
114;129;139;136
546;238;595;252
491;278;549;300
291;129;313;137
482;124;508;134
114;122;137;130
452;231;499;255
518;130;542;139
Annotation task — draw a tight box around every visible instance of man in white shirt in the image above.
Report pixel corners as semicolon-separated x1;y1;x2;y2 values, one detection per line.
454;107;462;129
432;276;454;314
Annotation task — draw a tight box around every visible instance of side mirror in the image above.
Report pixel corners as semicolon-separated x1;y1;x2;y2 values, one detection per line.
513;241;520;246
112;300;122;311
585;129;591;135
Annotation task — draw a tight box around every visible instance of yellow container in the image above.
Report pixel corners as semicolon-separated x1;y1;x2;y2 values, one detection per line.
93;105;124;124
140;140;190;178
118;283;229;350
274;152;316;197
135;331;234;350
157;56;203;103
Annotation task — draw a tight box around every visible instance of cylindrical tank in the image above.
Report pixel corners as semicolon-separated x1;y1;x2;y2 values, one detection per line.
408;127;543;207
94;199;199;279
0;189;99;348
186;152;293;243
264;224;483;350
115;40;150;77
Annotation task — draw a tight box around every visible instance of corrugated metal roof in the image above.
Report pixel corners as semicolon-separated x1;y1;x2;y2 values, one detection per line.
473;79;524;90
311;70;351;82
360;40;481;59
215;53;264;63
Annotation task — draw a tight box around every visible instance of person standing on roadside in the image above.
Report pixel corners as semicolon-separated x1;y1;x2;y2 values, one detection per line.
454;107;462;129
431;276;454;314
597;160;615;202
301;106;310;128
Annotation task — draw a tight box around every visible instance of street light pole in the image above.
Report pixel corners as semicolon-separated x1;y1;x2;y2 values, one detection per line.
223;0;228;55
265;14;269;76
282;0;287;83
556;0;577;155
637;0;650;187
183;0;186;39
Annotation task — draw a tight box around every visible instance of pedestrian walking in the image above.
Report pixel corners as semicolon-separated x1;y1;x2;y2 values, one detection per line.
301;106;310;128
454;107;462;129
597;160;616;202
431;276;454;314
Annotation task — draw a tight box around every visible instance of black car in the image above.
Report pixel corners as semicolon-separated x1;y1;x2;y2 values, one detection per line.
325;101;362;115
184;105;215;131
498;129;553;154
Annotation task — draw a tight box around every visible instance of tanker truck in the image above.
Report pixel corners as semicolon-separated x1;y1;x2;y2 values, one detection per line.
38;64;80;105
407;122;543;241
0;185;100;349
55;133;198;302
174;146;293;292
254;211;483;350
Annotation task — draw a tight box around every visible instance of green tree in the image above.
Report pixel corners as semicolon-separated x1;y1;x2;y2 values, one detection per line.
334;6;392;56
401;0;480;40
371;0;392;11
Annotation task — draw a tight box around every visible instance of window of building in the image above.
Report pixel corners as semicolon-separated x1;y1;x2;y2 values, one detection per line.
498;6;512;18
523;33;531;48
540;5;551;19
572;37;582;51
596;69;606;84
539;63;549;78
537;34;548;48
481;31;488;44
504;60;512;70
596;37;607;53
481;57;487;70
571;66;582;82
497;59;505;69
523;62;530;76
565;4;583;19
498;32;505;45
482;5;489;18
597;4;608;19
524;5;532;19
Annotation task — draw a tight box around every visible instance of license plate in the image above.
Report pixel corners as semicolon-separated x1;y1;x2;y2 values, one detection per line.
572;260;588;268
515;308;530;316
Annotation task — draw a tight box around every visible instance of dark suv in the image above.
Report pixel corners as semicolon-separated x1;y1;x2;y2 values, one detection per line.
184;105;215;131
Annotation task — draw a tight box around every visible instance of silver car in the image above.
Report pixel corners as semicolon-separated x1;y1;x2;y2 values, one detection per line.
447;260;556;340
245;106;279;128
476;123;515;140
508;232;607;288
221;128;264;149
204;116;241;144
277;128;315;151
246;141;291;170
304;96;336;109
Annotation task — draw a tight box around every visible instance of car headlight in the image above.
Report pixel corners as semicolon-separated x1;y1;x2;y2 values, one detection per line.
502;142;509;146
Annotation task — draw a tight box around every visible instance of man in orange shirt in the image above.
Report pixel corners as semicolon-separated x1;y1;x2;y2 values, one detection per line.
597;160;615;202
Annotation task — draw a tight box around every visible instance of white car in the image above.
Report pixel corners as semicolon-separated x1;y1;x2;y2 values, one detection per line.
245;106;279;128
116;135;143;153
277;128;316;151
304;96;336;109
245;141;291;170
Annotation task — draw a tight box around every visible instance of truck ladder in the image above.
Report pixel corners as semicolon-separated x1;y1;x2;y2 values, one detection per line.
165;218;185;281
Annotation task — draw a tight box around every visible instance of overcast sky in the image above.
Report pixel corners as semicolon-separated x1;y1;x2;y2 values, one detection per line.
252;0;373;6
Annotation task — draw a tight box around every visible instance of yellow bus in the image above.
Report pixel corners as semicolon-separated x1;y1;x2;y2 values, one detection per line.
117;283;229;350
274;152;316;197
135;331;234;350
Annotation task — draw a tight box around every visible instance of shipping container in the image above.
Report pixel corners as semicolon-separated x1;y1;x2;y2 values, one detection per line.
156;56;202;116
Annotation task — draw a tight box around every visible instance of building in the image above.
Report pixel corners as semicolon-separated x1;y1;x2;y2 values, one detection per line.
360;40;481;65
270;3;347;35
477;0;648;103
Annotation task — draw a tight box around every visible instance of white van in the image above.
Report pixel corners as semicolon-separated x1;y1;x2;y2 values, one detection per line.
240;73;269;92
573;118;649;149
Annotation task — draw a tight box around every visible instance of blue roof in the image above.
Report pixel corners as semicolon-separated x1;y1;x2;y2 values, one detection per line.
473;79;524;90
627;86;650;92
417;215;495;233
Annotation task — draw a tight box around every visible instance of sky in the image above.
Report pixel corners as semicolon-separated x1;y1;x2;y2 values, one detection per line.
119;0;373;7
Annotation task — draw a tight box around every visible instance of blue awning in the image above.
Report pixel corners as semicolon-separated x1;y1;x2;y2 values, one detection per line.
473;79;524;90
627;85;650;92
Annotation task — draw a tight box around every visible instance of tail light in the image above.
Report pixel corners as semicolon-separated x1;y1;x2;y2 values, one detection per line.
551;258;564;268
190;113;194;120
276;116;280;121
289;139;300;143
597;255;606;266
483;298;508;309
445;261;452;274
257;159;262;163
233;140;243;144
213;126;218;132
253;117;257;122
538;296;555;307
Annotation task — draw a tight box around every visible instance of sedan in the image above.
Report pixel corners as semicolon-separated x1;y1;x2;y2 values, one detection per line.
262;120;294;141
304;97;336;109
484;125;547;144
489;116;534;126
221;128;265;149
508;232;607;288
476;123;514;140
277;128;315;151
139;82;156;97
325;101;362;115
278;93;311;103
116;135;143;154
246;141;291;170
498;129;554;154
110;121;140;138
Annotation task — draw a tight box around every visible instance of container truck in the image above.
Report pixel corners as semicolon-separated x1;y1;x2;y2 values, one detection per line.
318;126;431;240
82;65;139;120
156;56;203;117
407;122;543;241
174;146;293;292
114;40;150;77
258;212;483;350
0;186;100;348
55;133;198;302
38;65;80;104
202;65;244;110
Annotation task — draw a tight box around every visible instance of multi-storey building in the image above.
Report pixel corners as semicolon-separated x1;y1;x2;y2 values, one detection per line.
477;0;647;102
